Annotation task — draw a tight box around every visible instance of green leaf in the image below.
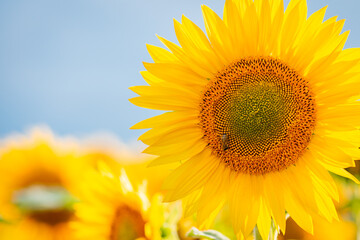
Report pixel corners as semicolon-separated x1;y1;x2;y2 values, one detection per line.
186;227;230;240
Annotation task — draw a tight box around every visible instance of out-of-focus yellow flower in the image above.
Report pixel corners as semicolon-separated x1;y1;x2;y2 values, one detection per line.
278;216;356;240
0;128;85;240
72;162;180;240
79;150;174;197
77;134;176;197
310;216;356;240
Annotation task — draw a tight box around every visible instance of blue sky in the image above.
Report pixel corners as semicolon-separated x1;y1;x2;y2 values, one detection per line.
1;0;359;142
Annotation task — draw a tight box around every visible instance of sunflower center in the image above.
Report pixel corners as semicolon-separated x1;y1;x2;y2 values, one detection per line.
216;80;290;155
200;57;316;175
28;209;73;225
13;185;75;225
110;205;146;240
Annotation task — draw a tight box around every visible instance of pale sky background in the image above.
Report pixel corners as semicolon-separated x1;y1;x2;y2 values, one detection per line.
1;0;359;142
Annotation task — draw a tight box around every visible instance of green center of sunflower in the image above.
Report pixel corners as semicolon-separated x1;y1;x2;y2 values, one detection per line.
110;205;146;240
215;80;290;155
200;57;316;175
13;185;76;225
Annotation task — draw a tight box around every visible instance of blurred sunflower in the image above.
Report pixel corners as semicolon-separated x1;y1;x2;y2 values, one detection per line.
72;162;180;240
0;128;84;240
130;0;360;238
278;216;356;240
79;143;172;196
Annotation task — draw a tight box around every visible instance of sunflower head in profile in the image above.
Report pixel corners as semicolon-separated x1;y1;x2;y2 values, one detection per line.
0;128;84;240
130;0;360;238
71;162;179;240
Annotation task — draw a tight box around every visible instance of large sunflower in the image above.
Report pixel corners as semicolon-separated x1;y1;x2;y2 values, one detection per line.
71;162;179;240
130;0;360;239
0;128;84;240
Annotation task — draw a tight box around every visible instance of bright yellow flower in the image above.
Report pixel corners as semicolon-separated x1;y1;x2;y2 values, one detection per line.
0;128;84;240
72;162;177;240
130;0;360;239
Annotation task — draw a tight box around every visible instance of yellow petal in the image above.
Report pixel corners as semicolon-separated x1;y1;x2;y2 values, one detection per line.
146;44;178;63
263;172;286;233
130;110;197;129
163;150;219;201
257;197;272;240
